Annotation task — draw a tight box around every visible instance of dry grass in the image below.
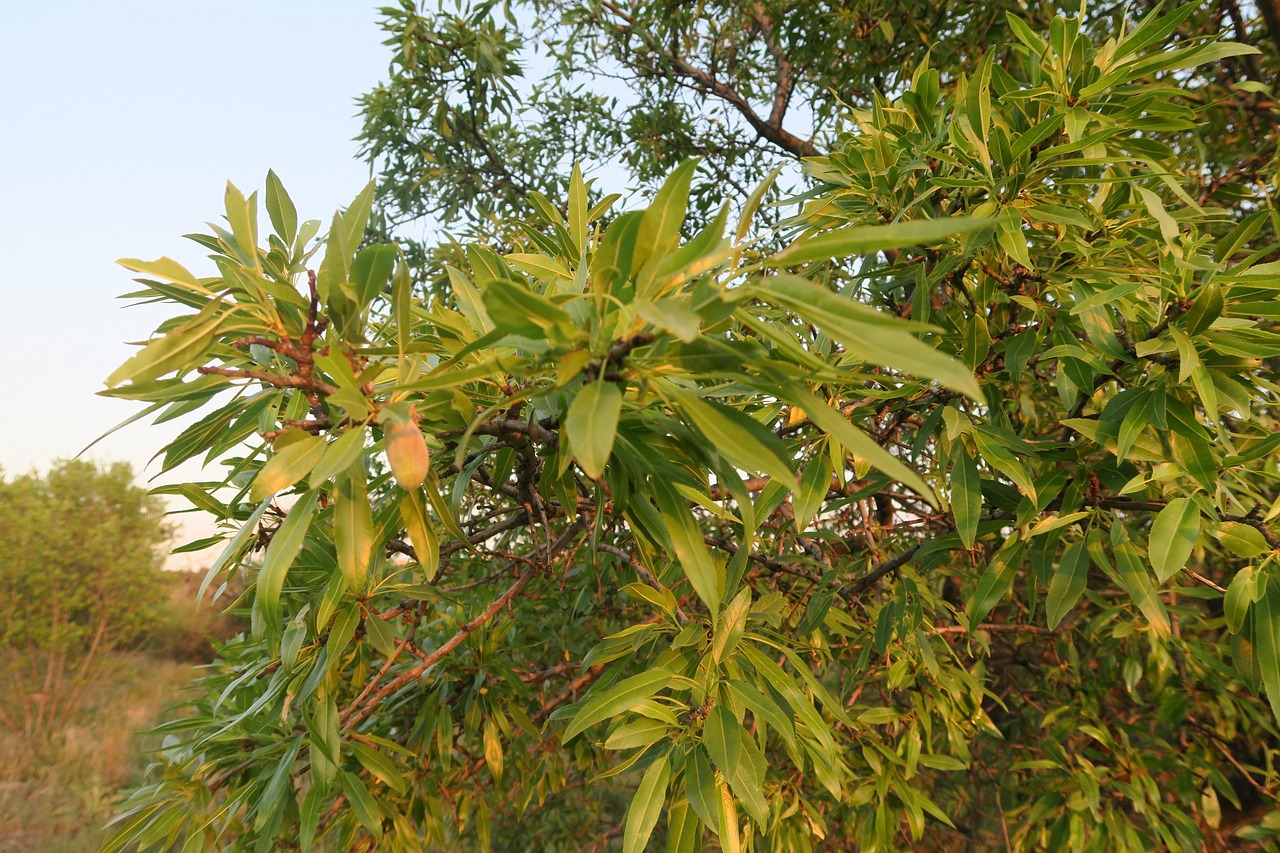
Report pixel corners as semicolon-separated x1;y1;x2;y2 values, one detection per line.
0;654;196;853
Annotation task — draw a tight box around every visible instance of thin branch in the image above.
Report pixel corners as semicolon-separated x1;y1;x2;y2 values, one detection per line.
341;566;538;730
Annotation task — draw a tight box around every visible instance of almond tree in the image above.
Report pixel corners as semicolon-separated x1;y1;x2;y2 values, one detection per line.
105;7;1280;851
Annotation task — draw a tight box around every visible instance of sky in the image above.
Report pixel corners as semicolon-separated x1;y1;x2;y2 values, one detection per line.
0;2;390;566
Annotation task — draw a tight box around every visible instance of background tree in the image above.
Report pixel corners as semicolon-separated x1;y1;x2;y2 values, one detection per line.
0;460;170;737
358;0;1280;250
103;4;1280;852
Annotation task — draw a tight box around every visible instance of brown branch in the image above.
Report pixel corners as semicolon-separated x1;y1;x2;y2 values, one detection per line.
196;365;338;396
341;565;538;731
928;623;1054;636
601;0;816;160
841;512;1009;598
664;51;817;158
748;2;796;130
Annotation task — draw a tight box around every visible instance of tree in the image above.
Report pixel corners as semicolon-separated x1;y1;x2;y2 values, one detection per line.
103;4;1280;851
0;460;170;736
357;0;1277;249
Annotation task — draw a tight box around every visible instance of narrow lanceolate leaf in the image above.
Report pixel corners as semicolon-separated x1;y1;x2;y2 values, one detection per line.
623;754;670;853
971;430;1037;503
308;426;367;487
567;162;588;251
1148;498;1201;582
1224;566;1258;635
399;488;440;580
717;775;742;853
1108;527;1170;635
252;433;327;501
967;542;1021;631
685;748;719;828
506;252;572;281
1254;580;1280;726
566;380;622;479
562;669;673;742
703;705;741;778
773;216;996;264
784;386;935;504
754;276;981;399
951;448;981;548
633;157;699;272
105;308;227;388
254;489;321;635
339;770;384;839
675;392;793;485
334;463;375;591
265;169;298;244
198;496;272;604
1047;539;1090;629
653;480;722;613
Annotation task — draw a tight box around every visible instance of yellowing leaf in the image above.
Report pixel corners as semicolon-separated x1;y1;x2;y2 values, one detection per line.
1148;498;1200;581
566;380;622;479
252;432;327;501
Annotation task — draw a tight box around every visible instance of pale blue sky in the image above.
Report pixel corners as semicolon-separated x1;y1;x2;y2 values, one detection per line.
0;2;391;562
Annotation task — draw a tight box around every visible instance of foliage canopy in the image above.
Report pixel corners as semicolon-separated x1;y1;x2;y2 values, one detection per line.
104;3;1280;850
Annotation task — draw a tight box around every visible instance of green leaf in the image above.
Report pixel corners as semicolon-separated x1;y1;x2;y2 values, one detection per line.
252;433;327;501
726;679;795;747
482;278;573;335
726;734;768;826
1254;578;1280;725
334;463;375;590
349;741;408;795
339;181;376;256
685;748;719;828
1148;498;1201;582
792;447;831;532
308;427;368;487
117;256;210;295
399;488;440;580
605;718;671;751
106;308;227;388
951;447;981;548
254;490;320;636
349;244;398;308
265;169;298;245
774;217;996;264
1224;566;1259;635
653;480;722;613
568;162;588;251
1107;526;1170;635
563;669;673;742
703;705;741;778
506;252;571;281
735;164;783;245
674;392;793;485
623;754;670;853
636;298;702;343
1218;522;1269;558
299;783;322;851
967;542;1021;630
365;611;397;659
566;380;622;479
633;158;698;272
665;800;700;853
783;386;934;504
338;770;384;839
972;429;1037;502
1047;539;1090;629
